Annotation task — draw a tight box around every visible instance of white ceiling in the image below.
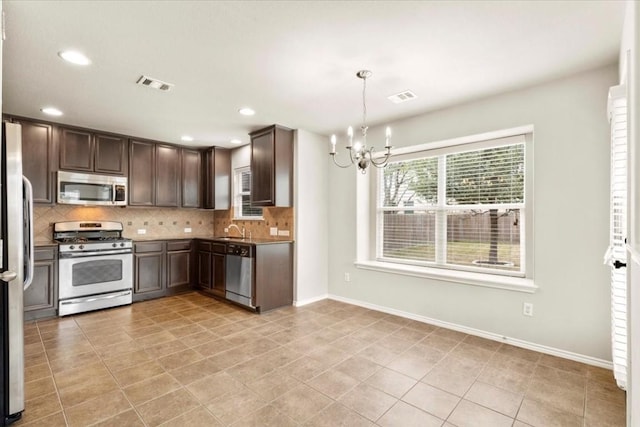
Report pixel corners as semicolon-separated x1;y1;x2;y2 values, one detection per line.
1;1;625;148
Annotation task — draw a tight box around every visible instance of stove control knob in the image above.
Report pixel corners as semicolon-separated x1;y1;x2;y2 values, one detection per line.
79;245;84;250
120;243;125;247
112;243;117;248
69;245;75;250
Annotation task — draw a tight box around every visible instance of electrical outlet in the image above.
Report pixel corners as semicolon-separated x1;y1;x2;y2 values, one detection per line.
278;230;290;237
344;273;351;282
224;227;229;233
137;229;146;234
184;227;192;233
523;302;533;317
270;227;278;236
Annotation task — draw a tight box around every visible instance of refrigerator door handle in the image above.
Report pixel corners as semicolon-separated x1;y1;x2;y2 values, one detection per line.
23;176;35;290
0;270;18;282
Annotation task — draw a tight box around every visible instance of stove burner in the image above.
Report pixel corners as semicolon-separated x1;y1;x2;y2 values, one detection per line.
57;237;89;244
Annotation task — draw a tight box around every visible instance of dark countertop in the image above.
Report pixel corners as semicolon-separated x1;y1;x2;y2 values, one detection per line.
131;235;293;245
198;236;294;245
128;236;200;242
37;236;294;247
35;239;57;247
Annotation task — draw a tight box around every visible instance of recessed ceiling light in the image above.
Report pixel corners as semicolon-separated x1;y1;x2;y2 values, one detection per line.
230;139;242;145
181;135;194;142
41;107;63;116
58;50;91;66
238;107;255;116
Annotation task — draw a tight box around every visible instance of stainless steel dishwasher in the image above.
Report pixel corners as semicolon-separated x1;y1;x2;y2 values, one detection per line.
225;243;254;308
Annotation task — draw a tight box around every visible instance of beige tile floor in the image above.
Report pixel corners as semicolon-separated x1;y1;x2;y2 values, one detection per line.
16;292;625;426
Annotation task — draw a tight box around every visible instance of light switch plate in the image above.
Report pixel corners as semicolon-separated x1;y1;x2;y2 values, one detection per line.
270;227;278;236
278;230;290;237
137;229;146;234
184;227;192;233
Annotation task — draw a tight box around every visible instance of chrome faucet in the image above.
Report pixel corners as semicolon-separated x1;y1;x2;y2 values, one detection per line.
228;224;245;239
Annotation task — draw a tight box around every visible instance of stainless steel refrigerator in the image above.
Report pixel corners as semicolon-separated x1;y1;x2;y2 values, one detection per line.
1;121;34;425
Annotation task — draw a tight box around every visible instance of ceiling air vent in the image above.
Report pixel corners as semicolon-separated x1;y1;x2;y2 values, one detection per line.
136;75;174;91
387;90;417;104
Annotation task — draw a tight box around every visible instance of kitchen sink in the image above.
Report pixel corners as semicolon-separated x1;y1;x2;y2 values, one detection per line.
213;236;245;241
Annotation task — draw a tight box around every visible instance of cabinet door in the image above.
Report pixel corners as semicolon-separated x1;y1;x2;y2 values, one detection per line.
24;247;58;320
198;251;212;290
202;149;214;209
134;252;164;294
250;128;275;205
24;261;55;313
16;119;54;204
59;128;94;171
156;145;180;207
181;149;201;208
214;148;231;209
202;148;231;210
129;140;156;206
94;134;127;175
167;251;190;288
212;252;226;297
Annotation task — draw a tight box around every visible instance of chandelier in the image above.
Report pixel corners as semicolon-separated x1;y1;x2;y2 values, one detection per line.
330;70;393;173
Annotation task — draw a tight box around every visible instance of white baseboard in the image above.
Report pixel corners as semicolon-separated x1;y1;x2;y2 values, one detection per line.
328;294;613;370
294;293;329;307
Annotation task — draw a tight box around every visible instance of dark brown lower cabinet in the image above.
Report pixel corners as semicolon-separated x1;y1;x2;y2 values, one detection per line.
212;251;226;297
133;241;165;301
197;242;212;291
254;242;293;312
24;246;58;321
167;240;192;294
134;240;194;302
197;240;226;299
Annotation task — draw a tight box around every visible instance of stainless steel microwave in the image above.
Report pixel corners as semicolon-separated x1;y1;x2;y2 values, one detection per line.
57;171;127;206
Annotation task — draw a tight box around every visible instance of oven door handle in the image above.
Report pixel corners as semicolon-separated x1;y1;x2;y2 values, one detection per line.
60;249;132;258
59;290;132;305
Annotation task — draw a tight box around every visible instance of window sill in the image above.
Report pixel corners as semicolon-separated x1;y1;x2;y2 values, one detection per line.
354;260;537;293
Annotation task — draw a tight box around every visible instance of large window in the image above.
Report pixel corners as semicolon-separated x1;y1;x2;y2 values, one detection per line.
234;167;262;219
377;135;526;276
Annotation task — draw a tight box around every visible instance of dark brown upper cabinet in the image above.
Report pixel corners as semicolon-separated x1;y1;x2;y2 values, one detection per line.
10;118;55;204
250;125;293;207
129;140;156;206
59;127;127;175
129;140;180;207
94;134;128;175
181;148;201;208
156;145;180;207
202;147;230;210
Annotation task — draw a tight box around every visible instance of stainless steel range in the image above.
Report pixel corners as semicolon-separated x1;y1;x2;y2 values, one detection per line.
54;221;133;316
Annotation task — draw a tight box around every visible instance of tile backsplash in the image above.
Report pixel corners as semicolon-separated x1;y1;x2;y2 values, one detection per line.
34;205;294;243
213;207;294;240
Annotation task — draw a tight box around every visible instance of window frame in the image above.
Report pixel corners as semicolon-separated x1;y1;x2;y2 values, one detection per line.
355;126;536;293
233;166;263;220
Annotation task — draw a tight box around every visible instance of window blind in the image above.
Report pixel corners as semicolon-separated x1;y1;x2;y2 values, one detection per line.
378;139;525;275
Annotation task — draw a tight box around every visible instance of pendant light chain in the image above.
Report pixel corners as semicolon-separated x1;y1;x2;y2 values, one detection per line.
362;75;367;136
